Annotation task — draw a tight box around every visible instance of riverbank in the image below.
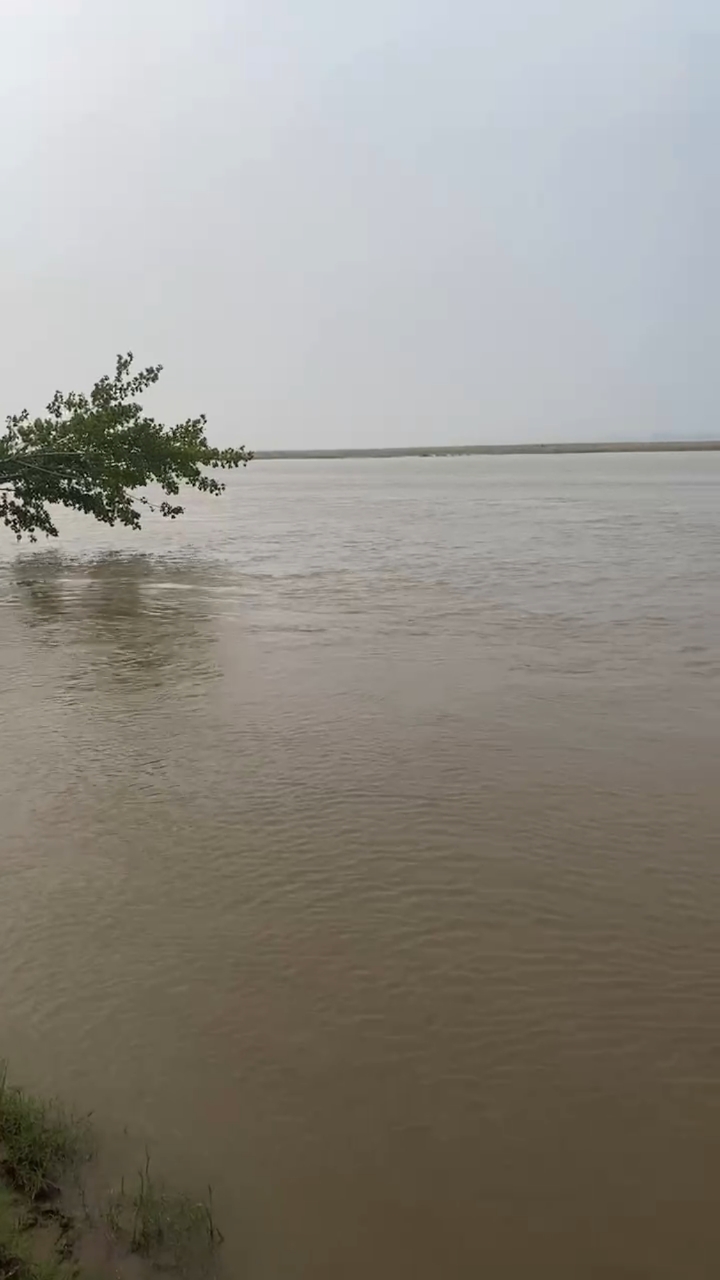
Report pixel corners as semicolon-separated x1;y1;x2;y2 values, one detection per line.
0;1066;220;1279
255;440;720;458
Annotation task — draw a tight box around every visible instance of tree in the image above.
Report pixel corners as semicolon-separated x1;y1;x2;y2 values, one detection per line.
0;354;252;540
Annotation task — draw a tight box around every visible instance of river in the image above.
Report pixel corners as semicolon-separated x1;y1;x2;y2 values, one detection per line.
1;454;719;1278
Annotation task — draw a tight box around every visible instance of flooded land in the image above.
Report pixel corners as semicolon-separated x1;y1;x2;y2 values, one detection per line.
1;454;719;1278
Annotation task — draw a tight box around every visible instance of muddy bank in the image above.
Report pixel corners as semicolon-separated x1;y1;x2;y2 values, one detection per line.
0;1067;221;1279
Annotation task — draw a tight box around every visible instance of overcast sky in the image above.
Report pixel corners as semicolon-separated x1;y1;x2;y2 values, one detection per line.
1;0;716;448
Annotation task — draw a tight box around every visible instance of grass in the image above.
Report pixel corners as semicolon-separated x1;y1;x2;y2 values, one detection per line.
0;1066;222;1278
105;1153;222;1277
0;1065;89;1201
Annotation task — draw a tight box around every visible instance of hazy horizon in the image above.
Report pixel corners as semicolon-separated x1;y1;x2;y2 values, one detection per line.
1;1;716;450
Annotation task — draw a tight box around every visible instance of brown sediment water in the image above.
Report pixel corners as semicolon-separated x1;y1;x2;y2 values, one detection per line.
1;453;719;1278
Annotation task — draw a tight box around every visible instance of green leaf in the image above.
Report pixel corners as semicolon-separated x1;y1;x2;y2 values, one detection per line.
0;354;252;539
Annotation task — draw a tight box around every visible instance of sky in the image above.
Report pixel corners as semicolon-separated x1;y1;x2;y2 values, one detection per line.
0;0;717;449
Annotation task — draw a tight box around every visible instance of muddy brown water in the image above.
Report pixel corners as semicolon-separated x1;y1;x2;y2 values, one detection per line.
1;455;719;1279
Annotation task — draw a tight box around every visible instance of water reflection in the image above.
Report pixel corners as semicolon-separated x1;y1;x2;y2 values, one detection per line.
8;551;220;689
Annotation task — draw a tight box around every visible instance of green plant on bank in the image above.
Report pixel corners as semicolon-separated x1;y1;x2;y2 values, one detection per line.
0;354;252;540
0;1066;89;1201
105;1152;222;1277
0;1066;221;1279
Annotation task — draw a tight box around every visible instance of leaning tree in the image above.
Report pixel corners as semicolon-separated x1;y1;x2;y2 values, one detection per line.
0;354;251;539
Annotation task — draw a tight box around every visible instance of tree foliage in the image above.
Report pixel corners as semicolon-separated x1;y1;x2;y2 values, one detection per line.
0;354;251;539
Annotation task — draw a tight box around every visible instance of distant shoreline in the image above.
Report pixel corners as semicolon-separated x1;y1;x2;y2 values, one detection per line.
255;441;720;460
